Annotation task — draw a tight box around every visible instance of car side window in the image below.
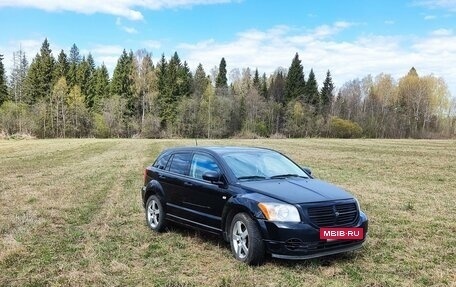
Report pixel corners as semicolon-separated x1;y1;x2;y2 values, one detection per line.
190;153;220;180
153;152;171;170
167;153;192;175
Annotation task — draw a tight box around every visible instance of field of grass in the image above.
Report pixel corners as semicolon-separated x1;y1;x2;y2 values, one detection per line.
0;138;455;287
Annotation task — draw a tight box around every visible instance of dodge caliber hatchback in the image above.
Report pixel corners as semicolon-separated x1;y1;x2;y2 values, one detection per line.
141;146;368;265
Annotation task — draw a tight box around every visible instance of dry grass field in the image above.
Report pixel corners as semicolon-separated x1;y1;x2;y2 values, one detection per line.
0;138;455;287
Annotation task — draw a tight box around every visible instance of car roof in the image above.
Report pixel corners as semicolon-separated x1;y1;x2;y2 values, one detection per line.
163;146;274;155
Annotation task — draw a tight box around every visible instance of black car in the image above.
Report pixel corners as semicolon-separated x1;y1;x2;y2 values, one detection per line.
141;146;368;265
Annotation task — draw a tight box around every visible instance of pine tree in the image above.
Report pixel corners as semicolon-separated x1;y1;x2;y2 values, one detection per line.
193;63;208;98
54;49;69;81
179;61;193;97
165;52;183;126
215;57;228;95
84;53;97;109
76;56;90;103
92;63;110;111
24;38;55;104
68;44;81;87
253;68;260;92
111;49;135;117
260;73;268;99
285;53;305;102
305;68;319;107
320;70;334;116
269;71;286;104
0;54;9;105
156;54;167;109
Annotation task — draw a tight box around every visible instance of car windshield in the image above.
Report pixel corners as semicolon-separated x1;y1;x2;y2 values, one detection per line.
222;150;309;181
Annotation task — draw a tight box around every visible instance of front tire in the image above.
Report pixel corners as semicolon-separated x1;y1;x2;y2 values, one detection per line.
230;213;265;265
145;195;165;232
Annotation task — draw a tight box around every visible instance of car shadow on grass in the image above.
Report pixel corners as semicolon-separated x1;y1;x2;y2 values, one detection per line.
161;221;364;267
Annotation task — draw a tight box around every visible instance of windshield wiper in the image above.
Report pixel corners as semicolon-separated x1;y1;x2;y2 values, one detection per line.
269;174;308;179
237;175;267;181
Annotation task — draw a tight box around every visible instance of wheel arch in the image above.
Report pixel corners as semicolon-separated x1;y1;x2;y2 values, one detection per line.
144;180;165;207
221;197;264;242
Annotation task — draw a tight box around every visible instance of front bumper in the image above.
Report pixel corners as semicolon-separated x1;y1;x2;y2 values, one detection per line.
257;211;368;259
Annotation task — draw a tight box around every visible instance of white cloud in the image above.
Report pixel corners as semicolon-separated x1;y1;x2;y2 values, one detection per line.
0;38;51;73
115;17;138;34
179;22;456;97
2;21;455;98
86;44;125;72
424;15;437;20
123;27;138;34
142;40;162;50
0;0;236;20
414;0;456;11
431;28;453;36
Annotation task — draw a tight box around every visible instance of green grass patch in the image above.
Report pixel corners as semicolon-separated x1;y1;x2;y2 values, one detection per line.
0;138;454;286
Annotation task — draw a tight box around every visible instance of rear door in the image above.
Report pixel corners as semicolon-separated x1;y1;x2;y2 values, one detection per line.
159;152;192;218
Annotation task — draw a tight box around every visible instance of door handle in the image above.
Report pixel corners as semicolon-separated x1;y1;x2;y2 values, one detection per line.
184;182;193;187
158;174;166;179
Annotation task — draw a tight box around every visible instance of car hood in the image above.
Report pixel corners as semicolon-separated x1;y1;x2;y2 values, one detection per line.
238;178;353;204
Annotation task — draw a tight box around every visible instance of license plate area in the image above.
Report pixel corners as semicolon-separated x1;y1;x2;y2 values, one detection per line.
320;227;363;240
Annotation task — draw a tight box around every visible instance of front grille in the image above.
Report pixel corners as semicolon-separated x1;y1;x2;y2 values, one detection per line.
307;202;358;227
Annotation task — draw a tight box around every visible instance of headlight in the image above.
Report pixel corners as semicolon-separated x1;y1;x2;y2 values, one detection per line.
258;203;301;222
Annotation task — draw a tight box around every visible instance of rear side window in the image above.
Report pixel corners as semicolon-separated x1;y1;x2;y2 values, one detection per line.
153;152;171;170
168;153;192;175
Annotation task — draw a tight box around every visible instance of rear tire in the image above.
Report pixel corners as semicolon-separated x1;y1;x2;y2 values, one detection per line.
145;195;165;232
229;213;265;265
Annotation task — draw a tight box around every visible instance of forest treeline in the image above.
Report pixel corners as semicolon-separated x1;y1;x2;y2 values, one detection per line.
0;38;454;139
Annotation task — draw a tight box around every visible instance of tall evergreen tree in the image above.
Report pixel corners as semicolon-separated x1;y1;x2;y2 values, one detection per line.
68;44;81;87
269;71;286;104
179;61;193;97
193;63;209;98
253;68;260;92
305;68;319;107
285;53;306;102
24;38;55;104
260;73;268;99
0;54;8;105
165;52;184;126
54;49;69;81
111;49;135;116
84;53;97;109
215;57;228;95
155;54;172;129
76;56;91;102
92;63;110;111
320;70;334;116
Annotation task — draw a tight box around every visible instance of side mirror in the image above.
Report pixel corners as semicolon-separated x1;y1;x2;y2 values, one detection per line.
301;166;312;176
202;171;222;183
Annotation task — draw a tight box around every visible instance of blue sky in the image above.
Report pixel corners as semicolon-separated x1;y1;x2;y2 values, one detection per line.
0;0;455;96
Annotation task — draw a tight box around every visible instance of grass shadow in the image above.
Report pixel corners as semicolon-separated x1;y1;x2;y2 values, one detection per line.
161;220;364;268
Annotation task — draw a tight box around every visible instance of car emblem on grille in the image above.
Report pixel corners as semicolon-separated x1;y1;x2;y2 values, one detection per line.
332;206;340;218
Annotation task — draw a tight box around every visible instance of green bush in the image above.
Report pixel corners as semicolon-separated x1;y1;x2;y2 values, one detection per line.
329;117;363;138
93;113;110;138
0;101;34;135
